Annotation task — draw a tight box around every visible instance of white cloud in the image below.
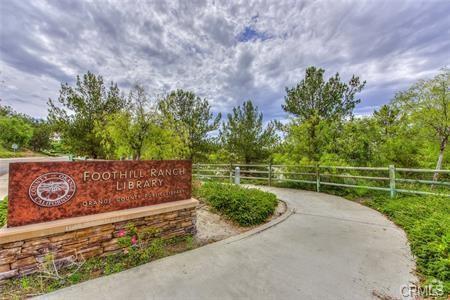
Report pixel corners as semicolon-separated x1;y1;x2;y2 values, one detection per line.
0;0;449;120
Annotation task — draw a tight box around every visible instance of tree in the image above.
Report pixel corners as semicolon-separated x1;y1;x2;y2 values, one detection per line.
282;66;365;161
334;118;379;165
373;105;400;137
99;85;153;160
220;100;278;163
98;85;188;160
29;120;52;152
48;72;128;158
0;101;51;153
0;116;33;149
371;104;423;167
157;90;221;161
394;69;450;180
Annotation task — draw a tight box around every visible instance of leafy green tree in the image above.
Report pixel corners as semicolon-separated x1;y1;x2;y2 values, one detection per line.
99;85;188;160
157;90;221;161
282;66;365;161
371;104;423;167
335;118;374;164
100;112;187;160
101;119;134;159
141;118;188;160
99;85;153;160
220;100;278;163
29;120;52;152
48;72;128;158
0;101;51;153
0;116;33;149
394;69;449;180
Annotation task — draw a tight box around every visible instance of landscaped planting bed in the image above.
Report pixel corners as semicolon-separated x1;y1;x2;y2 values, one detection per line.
0;232;196;299
195;181;278;226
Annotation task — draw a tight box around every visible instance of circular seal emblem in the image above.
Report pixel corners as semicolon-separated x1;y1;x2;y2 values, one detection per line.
29;172;76;207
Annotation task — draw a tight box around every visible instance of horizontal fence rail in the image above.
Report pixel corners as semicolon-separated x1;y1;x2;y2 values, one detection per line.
193;163;450;198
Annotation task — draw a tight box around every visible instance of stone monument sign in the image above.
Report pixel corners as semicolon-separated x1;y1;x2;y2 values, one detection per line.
7;160;192;227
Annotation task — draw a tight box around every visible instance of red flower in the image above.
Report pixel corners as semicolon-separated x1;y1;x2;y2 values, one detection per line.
118;229;126;237
131;235;138;245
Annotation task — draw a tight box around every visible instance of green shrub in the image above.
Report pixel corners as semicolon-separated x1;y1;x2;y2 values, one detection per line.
367;195;450;293
197;182;277;226
0;196;7;227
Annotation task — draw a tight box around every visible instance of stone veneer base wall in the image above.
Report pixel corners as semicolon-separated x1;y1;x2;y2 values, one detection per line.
0;199;198;281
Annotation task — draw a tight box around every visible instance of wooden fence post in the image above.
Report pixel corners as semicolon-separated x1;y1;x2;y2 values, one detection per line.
316;164;320;192
389;164;396;198
268;163;272;186
234;167;240;185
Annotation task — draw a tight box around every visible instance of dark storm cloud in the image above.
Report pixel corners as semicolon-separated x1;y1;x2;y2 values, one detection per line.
0;0;449;121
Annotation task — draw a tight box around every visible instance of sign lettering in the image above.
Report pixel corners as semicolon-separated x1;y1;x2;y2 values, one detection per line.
7;160;192;227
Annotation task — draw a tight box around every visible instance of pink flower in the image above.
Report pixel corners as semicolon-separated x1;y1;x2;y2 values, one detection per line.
118;229;126;237
131;235;138;245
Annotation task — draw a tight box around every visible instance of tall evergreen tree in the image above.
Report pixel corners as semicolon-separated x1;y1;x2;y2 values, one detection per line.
373;105;401;137
282;66;365;161
220;100;278;163
48;72;128;158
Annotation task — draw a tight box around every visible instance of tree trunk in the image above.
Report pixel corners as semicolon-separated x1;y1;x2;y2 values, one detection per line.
308;117;320;162
136;145;142;161
433;136;448;181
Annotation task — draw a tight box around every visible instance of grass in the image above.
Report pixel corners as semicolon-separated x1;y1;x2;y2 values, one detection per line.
1;234;197;299
0;145;29;158
195;181;278;226
0;145;50;158
365;195;450;294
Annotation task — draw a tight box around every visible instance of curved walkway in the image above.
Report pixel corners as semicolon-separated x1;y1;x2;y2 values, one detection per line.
38;187;417;300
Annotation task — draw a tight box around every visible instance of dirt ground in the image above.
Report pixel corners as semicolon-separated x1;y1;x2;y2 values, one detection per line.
195;200;286;244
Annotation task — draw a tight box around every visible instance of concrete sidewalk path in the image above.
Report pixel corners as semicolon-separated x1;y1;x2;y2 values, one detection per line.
0;174;7;200
38;187;417;300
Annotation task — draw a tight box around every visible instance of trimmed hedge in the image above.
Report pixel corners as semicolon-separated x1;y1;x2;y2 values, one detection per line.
197;182;277;226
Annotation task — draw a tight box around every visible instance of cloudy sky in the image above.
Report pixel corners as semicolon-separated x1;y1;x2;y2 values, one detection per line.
0;0;449;120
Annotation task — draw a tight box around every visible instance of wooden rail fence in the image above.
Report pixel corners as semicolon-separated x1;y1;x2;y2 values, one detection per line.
193;163;450;198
